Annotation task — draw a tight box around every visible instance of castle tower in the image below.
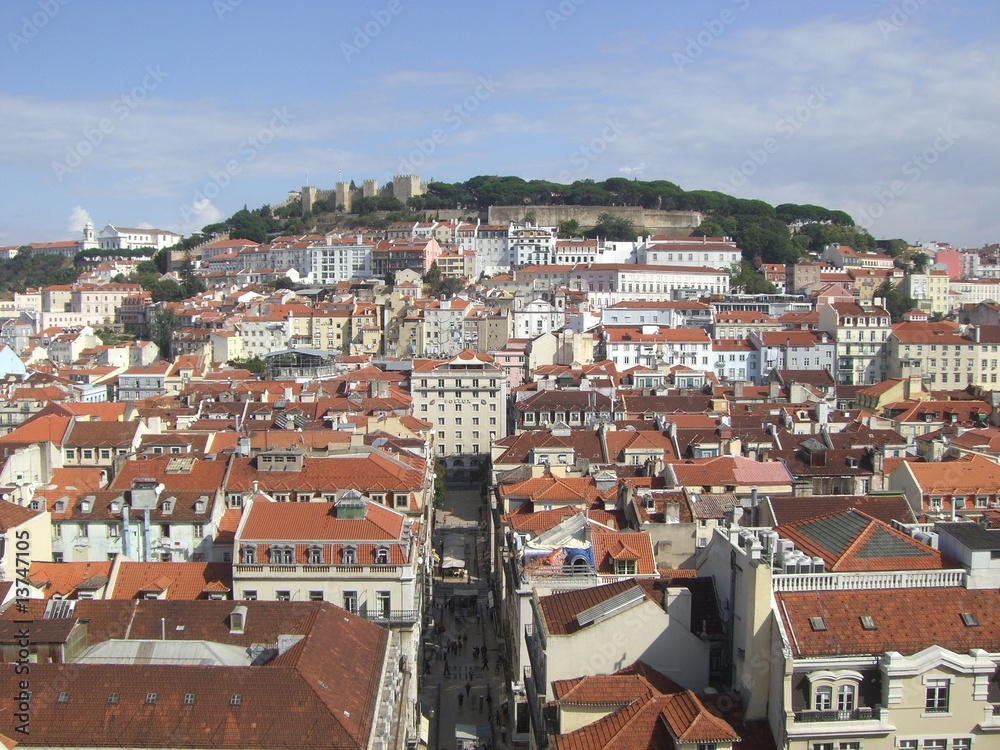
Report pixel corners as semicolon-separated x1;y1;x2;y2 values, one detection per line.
362;179;379;198
335;182;352;213
301;185;318;214
392;174;424;203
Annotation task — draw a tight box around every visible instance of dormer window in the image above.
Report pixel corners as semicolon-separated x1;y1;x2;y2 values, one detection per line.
110;500;121;513
194;497;207;514
374;547;389;565
270;545;293;564
614;559;637;576
80;500;92;514
307;546;323;565
342;546;357;565
241;545;256;564
162;498;175;515
54;500;66;513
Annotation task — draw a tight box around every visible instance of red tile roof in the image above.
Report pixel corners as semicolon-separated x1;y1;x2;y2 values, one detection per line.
109;562;233;600
239;497;404;542
28;561;112;599
776;586;1000;657
0;499;41;532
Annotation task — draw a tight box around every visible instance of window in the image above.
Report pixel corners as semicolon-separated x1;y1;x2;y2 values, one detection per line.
343;591;358;614
193;524;204;539
960;612;979;627
925;679;949;711
243;590;257;601
951;739;971;750
376;590;391;618
276;590;290;601
309;590;324;601
374;547;389;565
897;742;917;750
230;694;242;706
146;692;158;705
161;524;170;538
814;686;832;710
108;692;119;704
184;693;195;705
308;546;323;565
614;559;637;575
922;742;946;750
860;615;876;630
82;449;93;460
57;692;69;703
811;745;833;750
342;547;356;565
836;684;855;712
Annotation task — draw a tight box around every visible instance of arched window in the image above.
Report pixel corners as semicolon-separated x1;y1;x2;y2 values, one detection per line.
837;684;855;712
814;686;832;710
375;547;389;565
270;546;293;564
308;546;323;565
342;546;356;565
241;545;255;564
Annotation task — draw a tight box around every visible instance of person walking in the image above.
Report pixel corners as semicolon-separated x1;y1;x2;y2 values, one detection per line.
458;693;464;708
465;681;471;697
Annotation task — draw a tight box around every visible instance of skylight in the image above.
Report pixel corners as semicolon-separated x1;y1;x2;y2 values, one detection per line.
860;616;876;631
108;693;119;704
809;616;827;631
960;612;979;627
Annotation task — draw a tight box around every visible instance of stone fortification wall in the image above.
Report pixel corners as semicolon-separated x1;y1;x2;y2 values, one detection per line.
487;205;702;235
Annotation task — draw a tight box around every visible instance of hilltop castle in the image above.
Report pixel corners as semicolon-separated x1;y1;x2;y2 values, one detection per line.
298;174;426;214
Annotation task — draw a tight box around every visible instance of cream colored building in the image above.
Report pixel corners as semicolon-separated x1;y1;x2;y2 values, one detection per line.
410;350;507;482
0;500;51;580
906;270;952;315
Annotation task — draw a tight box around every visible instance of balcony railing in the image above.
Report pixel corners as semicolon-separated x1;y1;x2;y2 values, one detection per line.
234;563;404;577
361;609;418;626
794;707;880;723
772;568;966;592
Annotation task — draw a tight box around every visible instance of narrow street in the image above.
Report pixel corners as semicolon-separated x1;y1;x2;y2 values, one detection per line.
420;488;507;750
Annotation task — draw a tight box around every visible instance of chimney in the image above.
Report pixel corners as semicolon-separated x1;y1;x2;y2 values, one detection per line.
768;380;780;401
665;588;692;631
734;381;744;399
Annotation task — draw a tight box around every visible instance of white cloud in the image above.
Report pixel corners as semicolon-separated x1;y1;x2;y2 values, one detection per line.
178;198;222;235
66;205;92;234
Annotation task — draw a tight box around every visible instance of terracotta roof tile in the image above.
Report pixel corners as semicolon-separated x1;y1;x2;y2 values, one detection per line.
109;562;233;600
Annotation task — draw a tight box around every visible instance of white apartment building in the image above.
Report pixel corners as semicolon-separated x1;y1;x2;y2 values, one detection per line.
511;297;566;340
238;316;290;359
308;236;374;285
508;225;558;268
641;236;743;271
598;325;713;371
601;299;714;329
817;300;891;385
410;350;508;483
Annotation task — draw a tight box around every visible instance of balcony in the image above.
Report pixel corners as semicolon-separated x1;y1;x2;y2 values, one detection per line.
234;563;405;578
361;609;418;626
795;707;880;723
788;705;893;739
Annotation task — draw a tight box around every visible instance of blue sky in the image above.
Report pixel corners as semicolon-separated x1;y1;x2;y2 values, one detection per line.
2;0;998;247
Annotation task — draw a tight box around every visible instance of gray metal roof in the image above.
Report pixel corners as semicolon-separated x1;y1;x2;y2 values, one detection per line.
797;511;871;555
576;584;645;627
855;526;931;558
937;522;1000;550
